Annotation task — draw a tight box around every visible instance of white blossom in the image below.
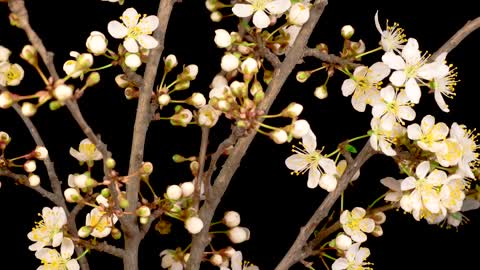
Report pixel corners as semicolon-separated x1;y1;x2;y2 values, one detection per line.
232;0;291;29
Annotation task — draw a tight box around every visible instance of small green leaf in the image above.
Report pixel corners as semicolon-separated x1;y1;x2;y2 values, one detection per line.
345;144;357;153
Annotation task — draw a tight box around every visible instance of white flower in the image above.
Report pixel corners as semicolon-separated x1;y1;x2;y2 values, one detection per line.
440;175;466;213
27;206;67;251
369;117;400;156
232;0;291;29
108;7;159;53
35;237;79;270
374;11;406;52
69;138;103;163
85;207;118;238
340;207;375;243
332;243;371;270
86;31;108;55
371;85;416;130
288;2;310;26
214;29;232;48
160;249;185;270
381;38;428;103
198;104;221;127
228;251;259;270
0;45;11;62
447;123;479;178
407;114;448;153
285;129;337;189
221;53;240;72
0;62;24;86
429;57;457;113
341;62;389;112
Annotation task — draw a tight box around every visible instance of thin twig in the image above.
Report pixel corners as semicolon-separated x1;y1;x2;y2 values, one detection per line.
193;127;210;211
73;238;125;258
431;17;480;59
303;48;361;68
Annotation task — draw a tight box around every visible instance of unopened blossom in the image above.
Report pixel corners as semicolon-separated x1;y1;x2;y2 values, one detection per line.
24;160;37;173
407;114;448;153
341;25;355;40
341;62;390;112
223;211;241;228
85;207;118;238
185;216;204;234
198;104;221;127
227;226;250;244
27;206;67;251
170;108;193;127
21;102;37;117
125;53;142;70
0;62;24;86
64;188;82;203
108;7;159;53
28;174;41;187
34;146;49;160
53;84;74;102
291;119;310;139
221;53;239;72
86;31;108;55
232;0;291;29
271;129;288;144
340;207;375;243
34;237;79;270
0;91;14;109
214;29;232;48
166;184;182;200
371;85;416;130
400;161;447;220
332;243;372;270
285;129;337;189
374;11;406;53
282;102;303;117
381;38;428;103
335;233;353;250
189;92;206;108
240;57;258;75
69;138;102;164
164;54;178;71
180;181;195;197
288;2;310;26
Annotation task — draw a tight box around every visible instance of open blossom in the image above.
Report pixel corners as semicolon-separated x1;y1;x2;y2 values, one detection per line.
332;243;372;270
427;55;457;112
0;62;24;86
63;51;93;79
369;117;406;156
407;114;448;153
446;122;479;178
380;176;403;202
285;129;337;189
224;251;259;270
287;2;310;26
232;0;291;29
341;62;390;112
35;237;79;270
340;207;375;243
374;11;406;53
160;249;186;270
108;7;159;53
69;138;103;163
371;85;416;130
0;45;11;62
85;207;118;238
27;206;67;251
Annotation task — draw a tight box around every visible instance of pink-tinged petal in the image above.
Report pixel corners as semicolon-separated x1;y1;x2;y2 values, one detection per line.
319;158;337;175
252;10;270;29
369;62;390;82
107;21;128;39
380;177;401;191
405;78;421;103
398;106;416;121
385;191;402;202
434;89;450;112
122;8;140;28
332;258;348;270
138;16;159;32
61;237;75;258
302;129;317;152
232;4;254;17
66;260;80;270
285;154;308;171
266;0;291;14
341;79;356;96
137;34;158;49
416;161;431;179
402;38;421;64
382;51;405;70
123;37;139;53
407;124;422;140
389;70;406;86
401;176;417;191
307;167;320;188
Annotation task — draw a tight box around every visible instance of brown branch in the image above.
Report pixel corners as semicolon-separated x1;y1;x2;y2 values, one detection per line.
186;2;329;269
431;17;480;59
255;33;281;68
303;48;361;68
73;238;125;258
275;142;377;270
193;127;210;211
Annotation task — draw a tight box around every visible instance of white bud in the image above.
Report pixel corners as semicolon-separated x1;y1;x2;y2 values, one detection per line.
190;92;206;108
64;188;82;203
86;31;108;55
136;206;151;217
53;84;73;102
180;182;195;197
271;129;288;144
71;174;88;189
335;234;352;250
185;216;204;234
0;91;14;109
125;53;142;70
164;54;178;71
223;211;241;228
291;119;310;138
314;85;328;99
341;25;355;39
115;74;129;88
223;246;236;258
214;29;232;48
220;53;239;72
283;102;303;117
372;212;387;224
319;174;337;192
205;0;217;11
166;185;182;200
288;3;310;26
28;174;40;187
210;254;224;266
24;160;37;173
21;102;37;117
34;146;49;160
372;225;383;237
158;94;171;106
184;64;199;80
0;45;11;62
78;226;92;238
240;57;258;75
210;11;222;22
210;74;228;89
227;227;250;244
198;105;221;127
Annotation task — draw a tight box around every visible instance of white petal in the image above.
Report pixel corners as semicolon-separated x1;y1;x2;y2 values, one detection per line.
266;0;291;14
421;115;435;132
107;21;128;39
61;237;75;258
434;89;450;112
401;176;416;191
380;85;395;102
319;158;337;175
372;103;386;118
69;148;86;161
138;16;159;32
355;247;371;263
341;79;356;96
307;167;320;188
122;8;140;28
407;124;422;140
405;78;421;103
332;258;348;270
252;10;270;29
380;177;401;191
66;260;80;270
374;10;383;34
416;161;431;179
137;34;158;49
382;52;405;70
359;219;375;233
123;37;139;53
389;70;406;86
380;113;395;131
302;129;317;152
398;106;416;121
285;154;308;171
402;38;421;64
232;4;254;17
369;62;390;82
379;139;396;156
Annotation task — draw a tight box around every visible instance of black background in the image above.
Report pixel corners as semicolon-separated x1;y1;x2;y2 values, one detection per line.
1;0;479;269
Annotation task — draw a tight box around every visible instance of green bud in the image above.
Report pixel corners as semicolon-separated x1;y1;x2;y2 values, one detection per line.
86;72;100;87
296;71;311;83
106;158;116;169
101;188;111;198
253;90;264;104
49;101;62;111
119;198;129;209
172;154;186;163
173;80;190;91
111;227;122;240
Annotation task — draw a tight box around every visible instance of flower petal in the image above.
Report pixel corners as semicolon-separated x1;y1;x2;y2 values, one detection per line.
307;167;320;188
382;51;405;70
232;4;254;17
341;79;356;96
123;37;139;53
285;154;308;171
107;21;128;39
122;8;140;28
137;34;159;49
405;77;421;103
252;10;270;29
266;0;291;14
389;70;406;86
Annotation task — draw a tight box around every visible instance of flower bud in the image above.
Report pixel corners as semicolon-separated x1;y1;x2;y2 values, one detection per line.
20;45;38;66
210;254;224;266
291;119;310;138
282;102;303;118
185;216;204;234
34;146;48;160
53;84;74;102
86;72;100;87
180;182;195;197
341;25;355;39
101;188;111;198
223;247;236;258
223;211;241;228
28;174;40;187
71;174;88;189
125;53;142;70
296;71;311;83
314;85;328;99
220;53;239;72
21;102;37;117
319;174;337;192
188;92;206;108
316;43;329;54
210;74;228;89
75;53;94;70
64;188;82;203
23;160;36;173
190;161;199;175
371;212;386;224
0;131;11;148
164;54;178;72
141;162;154;175
335;234;352;250
0;91;14;109
270;129;288;144
210;11;223;22
170;108;193;127
182;64;199;81
227;227;250;243
288;3;310;26
214;29;232;48
198;105;221;127
136;205;151;217
205;0;217;11
172;154;186;163
115;74;129;88
86;31;108;55
0;45;11;62
158;94;171;106
240;57;258;75
372;225;383;237
166;185;182;200
111;227;122;240
119;197;129;209
78;226;92;238
106;157;116;169
173;80;190;91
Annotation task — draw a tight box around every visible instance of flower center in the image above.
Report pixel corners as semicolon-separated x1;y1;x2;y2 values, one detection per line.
251;0;268;11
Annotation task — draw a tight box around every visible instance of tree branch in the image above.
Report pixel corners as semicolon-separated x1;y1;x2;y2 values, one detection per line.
431;16;480;59
193;127;210;211
303;48;361;68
